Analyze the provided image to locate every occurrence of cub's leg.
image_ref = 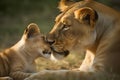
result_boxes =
[0,77,13,80]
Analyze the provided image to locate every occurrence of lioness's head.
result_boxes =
[46,0,98,59]
[15,23,51,59]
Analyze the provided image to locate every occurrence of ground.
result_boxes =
[36,52,84,71]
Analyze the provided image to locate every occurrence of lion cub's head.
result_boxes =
[13,23,51,59]
[46,0,98,60]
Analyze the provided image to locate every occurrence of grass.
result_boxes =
[36,53,84,71]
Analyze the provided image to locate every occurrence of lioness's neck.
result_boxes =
[87,18,118,55]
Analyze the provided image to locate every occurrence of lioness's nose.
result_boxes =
[46,34,55,45]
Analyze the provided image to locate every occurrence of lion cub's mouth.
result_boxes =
[51,47,70,57]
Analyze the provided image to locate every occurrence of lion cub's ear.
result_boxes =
[58,0,76,12]
[74,7,98,29]
[23,23,40,39]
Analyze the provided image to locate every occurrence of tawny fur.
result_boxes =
[0,23,51,80]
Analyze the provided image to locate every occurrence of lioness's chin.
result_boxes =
[49,50,70,61]
[50,53,64,61]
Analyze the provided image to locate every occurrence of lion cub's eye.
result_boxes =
[62,24,70,31]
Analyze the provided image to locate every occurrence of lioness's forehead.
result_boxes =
[55,6,79,22]
[55,1,88,22]
[55,13,72,23]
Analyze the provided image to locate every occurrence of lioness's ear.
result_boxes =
[74,7,98,29]
[23,23,40,39]
[58,0,76,12]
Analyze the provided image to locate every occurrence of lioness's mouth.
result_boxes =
[51,47,70,57]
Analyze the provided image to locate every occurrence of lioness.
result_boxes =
[24,0,120,80]
[0,23,51,80]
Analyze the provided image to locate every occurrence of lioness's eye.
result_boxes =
[62,25,70,31]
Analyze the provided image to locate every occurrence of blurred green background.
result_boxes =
[0,0,120,70]
[0,0,59,49]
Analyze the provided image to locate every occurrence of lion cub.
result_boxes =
[0,23,51,80]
